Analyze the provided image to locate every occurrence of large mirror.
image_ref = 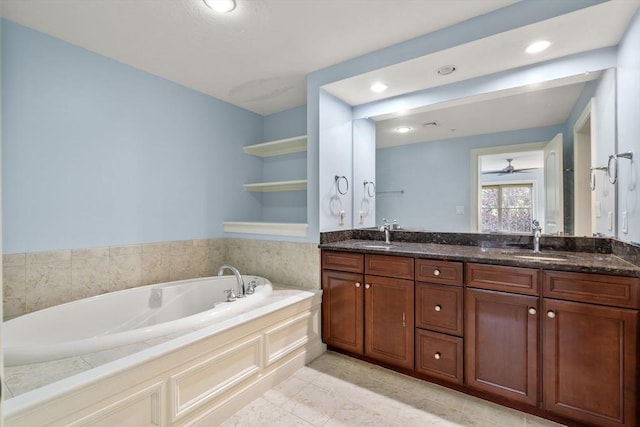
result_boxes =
[351,69,617,237]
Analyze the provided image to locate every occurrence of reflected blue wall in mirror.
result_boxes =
[376,125,563,232]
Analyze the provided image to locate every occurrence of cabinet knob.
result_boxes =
[434,352,441,360]
[434,305,442,312]
[355,282,361,288]
[365,283,371,289]
[547,311,556,319]
[528,307,537,315]
[433,269,441,276]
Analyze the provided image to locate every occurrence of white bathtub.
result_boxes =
[4,277,325,427]
[3,274,273,366]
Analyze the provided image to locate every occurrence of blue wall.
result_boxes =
[2,19,269,253]
[262,106,307,224]
[376,125,563,232]
[616,9,640,244]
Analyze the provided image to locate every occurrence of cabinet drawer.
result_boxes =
[543,270,640,309]
[322,251,364,273]
[415,329,463,384]
[416,259,463,286]
[466,263,539,296]
[416,283,463,336]
[365,254,414,280]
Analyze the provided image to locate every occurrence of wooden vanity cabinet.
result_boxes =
[414,259,464,384]
[321,248,640,426]
[542,271,639,427]
[321,251,364,354]
[321,251,414,369]
[365,273,414,369]
[464,263,540,406]
[321,268,363,354]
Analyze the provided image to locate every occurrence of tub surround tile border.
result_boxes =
[25,258,72,312]
[3,237,320,319]
[3,264,27,318]
[71,255,111,300]
[26,249,72,264]
[3,253,26,267]
[225,239,320,291]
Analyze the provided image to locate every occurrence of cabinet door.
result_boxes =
[364,275,414,369]
[321,270,364,354]
[543,299,638,427]
[465,288,539,405]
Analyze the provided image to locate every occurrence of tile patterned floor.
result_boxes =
[222,352,566,427]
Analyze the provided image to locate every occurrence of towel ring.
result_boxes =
[335,175,349,195]
[329,194,342,216]
[607,152,634,185]
[607,155,617,184]
[590,165,608,191]
[364,181,376,198]
[360,198,370,216]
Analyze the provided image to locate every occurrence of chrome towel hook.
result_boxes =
[335,175,349,195]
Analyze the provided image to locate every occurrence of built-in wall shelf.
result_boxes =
[243,135,307,157]
[228,134,308,238]
[244,179,307,192]
[223,221,308,237]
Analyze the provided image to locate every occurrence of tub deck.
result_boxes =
[3,285,325,427]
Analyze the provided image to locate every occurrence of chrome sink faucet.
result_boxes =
[532,220,542,253]
[218,264,245,298]
[380,218,391,245]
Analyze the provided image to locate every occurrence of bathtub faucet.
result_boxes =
[218,265,245,298]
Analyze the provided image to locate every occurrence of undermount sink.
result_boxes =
[510,253,577,262]
[356,243,395,249]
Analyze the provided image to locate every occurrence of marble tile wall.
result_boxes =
[3,237,320,320]
[225,239,320,290]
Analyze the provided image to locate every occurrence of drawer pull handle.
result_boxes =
[355,282,361,288]
[528,307,537,315]
[434,352,441,360]
[434,305,442,312]
[547,311,556,319]
[365,283,371,289]
[433,269,441,276]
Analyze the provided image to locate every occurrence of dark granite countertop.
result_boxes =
[319,239,640,277]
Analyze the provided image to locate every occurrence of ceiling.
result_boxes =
[322,0,639,107]
[375,72,599,149]
[0,0,518,116]
[2,1,638,119]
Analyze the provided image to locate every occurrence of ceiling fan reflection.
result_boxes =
[482,158,539,175]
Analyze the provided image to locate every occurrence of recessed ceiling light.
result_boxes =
[525,40,551,54]
[203,0,236,13]
[437,65,456,76]
[370,82,388,93]
[396,126,412,134]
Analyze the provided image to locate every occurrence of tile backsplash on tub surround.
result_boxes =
[3,238,320,319]
[225,238,320,291]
